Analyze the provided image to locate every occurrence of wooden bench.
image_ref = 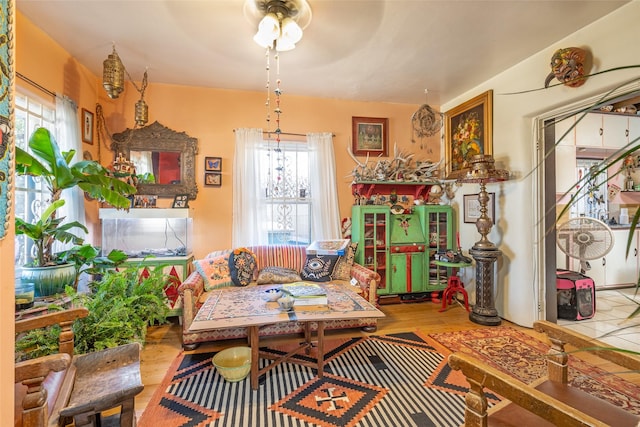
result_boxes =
[15,308,143,427]
[448,320,640,427]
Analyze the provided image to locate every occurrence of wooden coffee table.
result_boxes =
[189,283,385,389]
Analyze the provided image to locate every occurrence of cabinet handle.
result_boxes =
[626,129,629,137]
[635,248,637,257]
[602,258,606,266]
[599,128,603,136]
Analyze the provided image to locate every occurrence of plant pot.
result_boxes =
[21,263,76,297]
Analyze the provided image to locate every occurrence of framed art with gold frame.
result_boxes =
[351,116,389,157]
[444,90,493,178]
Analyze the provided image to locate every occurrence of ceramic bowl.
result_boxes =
[264,288,283,302]
[277,295,295,311]
[212,346,251,382]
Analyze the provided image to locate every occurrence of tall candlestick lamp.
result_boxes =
[457,154,510,326]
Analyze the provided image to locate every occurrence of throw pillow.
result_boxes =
[300,254,339,282]
[228,247,258,286]
[256,266,302,285]
[332,241,358,281]
[193,252,234,291]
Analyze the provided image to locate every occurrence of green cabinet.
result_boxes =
[352,205,455,297]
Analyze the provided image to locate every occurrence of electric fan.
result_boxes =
[556,217,614,274]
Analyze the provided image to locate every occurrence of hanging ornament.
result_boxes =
[411,89,443,150]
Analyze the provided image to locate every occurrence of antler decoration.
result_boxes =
[347,143,441,183]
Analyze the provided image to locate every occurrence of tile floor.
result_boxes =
[558,287,640,353]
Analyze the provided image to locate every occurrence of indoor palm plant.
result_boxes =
[15,127,137,295]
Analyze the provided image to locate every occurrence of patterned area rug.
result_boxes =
[430,326,640,415]
[138,332,479,427]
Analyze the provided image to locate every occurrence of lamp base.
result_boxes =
[469,246,502,326]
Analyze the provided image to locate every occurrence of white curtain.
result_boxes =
[307,132,341,240]
[54,95,86,249]
[232,128,268,247]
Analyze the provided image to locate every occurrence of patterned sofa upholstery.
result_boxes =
[178,244,381,349]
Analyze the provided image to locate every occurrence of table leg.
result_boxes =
[317,321,325,378]
[249,326,259,390]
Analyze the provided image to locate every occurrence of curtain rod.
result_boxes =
[232,129,335,137]
[17,72,56,98]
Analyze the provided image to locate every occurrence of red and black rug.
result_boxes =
[138,331,477,427]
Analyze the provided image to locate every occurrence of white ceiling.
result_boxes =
[16,0,629,106]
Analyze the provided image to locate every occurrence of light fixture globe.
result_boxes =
[244,0,312,51]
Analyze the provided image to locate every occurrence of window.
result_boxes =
[14,91,56,267]
[232,129,341,247]
[260,140,311,245]
[574,158,608,220]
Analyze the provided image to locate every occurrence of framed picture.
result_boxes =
[351,116,389,157]
[204,156,222,172]
[81,108,94,144]
[444,90,493,178]
[172,194,189,208]
[204,172,221,187]
[463,192,495,224]
[133,195,157,208]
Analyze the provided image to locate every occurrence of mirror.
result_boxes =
[111,121,198,199]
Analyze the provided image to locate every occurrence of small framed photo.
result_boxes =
[81,108,94,144]
[463,193,495,224]
[204,172,221,187]
[172,194,189,208]
[133,195,157,208]
[351,116,389,157]
[205,156,222,172]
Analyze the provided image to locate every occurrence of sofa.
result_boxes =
[178,244,381,349]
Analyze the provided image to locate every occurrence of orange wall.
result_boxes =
[16,10,441,259]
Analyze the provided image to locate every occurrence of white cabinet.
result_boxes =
[602,114,630,148]
[629,116,640,147]
[575,113,604,147]
[555,145,576,193]
[606,230,638,286]
[575,113,636,149]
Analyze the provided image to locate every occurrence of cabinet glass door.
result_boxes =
[425,207,454,290]
[362,211,388,288]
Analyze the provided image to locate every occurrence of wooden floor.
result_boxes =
[135,299,533,418]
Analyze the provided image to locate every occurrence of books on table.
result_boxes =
[282,282,328,306]
[306,239,350,256]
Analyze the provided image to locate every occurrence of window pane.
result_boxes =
[14,91,55,268]
[260,140,311,245]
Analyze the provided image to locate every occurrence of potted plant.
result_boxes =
[15,127,137,296]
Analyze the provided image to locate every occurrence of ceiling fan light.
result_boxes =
[280,17,302,44]
[258,13,279,38]
[253,31,274,48]
[275,36,295,52]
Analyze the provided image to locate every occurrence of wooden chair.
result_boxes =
[15,307,144,427]
[448,320,640,427]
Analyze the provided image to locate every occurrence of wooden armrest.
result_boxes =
[448,352,609,427]
[534,320,640,371]
[15,307,89,334]
[15,353,71,384]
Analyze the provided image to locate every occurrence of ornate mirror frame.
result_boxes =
[111,121,198,199]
